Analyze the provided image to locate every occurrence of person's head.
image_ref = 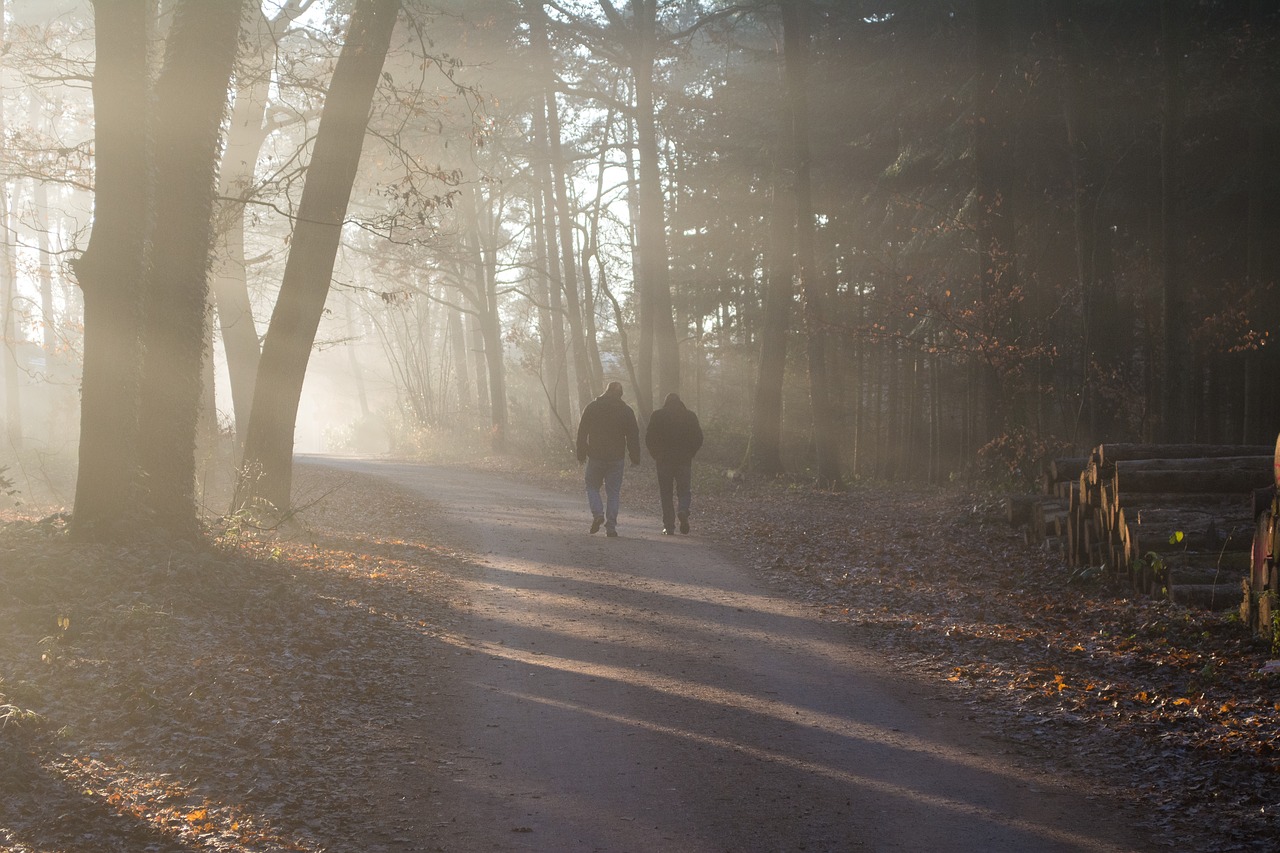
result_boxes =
[663,392,684,408]
[605,381,624,399]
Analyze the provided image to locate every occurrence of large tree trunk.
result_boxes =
[239,0,399,512]
[134,0,243,537]
[633,1,679,405]
[71,0,152,541]
[781,0,842,490]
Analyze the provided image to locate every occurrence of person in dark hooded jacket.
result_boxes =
[576,381,641,537]
[644,392,704,534]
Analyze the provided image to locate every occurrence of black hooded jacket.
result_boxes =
[576,392,641,463]
[644,394,704,463]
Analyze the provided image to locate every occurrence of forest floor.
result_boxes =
[0,455,1277,851]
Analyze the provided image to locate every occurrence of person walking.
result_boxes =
[576,381,641,537]
[644,392,704,535]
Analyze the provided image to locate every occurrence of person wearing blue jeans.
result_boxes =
[576,381,641,537]
[644,392,704,534]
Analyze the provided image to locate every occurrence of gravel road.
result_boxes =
[313,458,1152,853]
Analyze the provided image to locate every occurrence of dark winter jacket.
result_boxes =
[644,394,704,463]
[576,393,641,463]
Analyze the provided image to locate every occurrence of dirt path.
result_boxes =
[313,458,1152,852]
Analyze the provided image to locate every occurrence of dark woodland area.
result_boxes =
[3,1,1280,851]
[1,0,1278,524]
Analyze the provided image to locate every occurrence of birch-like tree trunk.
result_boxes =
[239,0,400,511]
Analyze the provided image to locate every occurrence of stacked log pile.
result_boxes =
[1034,444,1273,609]
[1006,458,1085,557]
[1244,437,1280,643]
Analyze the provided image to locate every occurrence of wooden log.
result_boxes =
[1004,494,1040,527]
[1049,457,1087,483]
[1241,578,1255,629]
[1128,531,1252,557]
[1044,510,1067,538]
[1096,444,1272,466]
[1124,506,1254,555]
[1258,585,1275,640]
[1169,583,1243,610]
[1114,466,1272,495]
[1253,485,1274,519]
[1163,551,1252,574]
[1105,492,1250,513]
[1033,499,1068,534]
[1169,567,1247,586]
[1115,456,1271,475]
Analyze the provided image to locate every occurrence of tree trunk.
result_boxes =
[211,3,306,451]
[526,49,571,428]
[1,186,19,452]
[448,304,471,417]
[528,1,594,411]
[30,97,57,355]
[972,0,1019,440]
[466,286,490,418]
[71,0,152,541]
[1049,0,1101,445]
[1160,0,1192,441]
[457,184,509,449]
[0,0,21,451]
[533,154,571,428]
[632,0,679,407]
[623,100,653,417]
[781,0,842,489]
[581,108,613,394]
[133,0,243,537]
[240,0,399,512]
[749,181,793,477]
[596,255,641,404]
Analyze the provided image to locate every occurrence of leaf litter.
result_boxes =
[1,461,1277,851]
[691,476,1280,851]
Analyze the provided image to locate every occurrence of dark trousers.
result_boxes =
[655,457,692,531]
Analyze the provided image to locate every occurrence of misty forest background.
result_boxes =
[0,0,1278,543]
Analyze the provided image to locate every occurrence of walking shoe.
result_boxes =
[678,513,690,534]
[590,516,604,534]
[606,528,618,537]
[662,528,674,535]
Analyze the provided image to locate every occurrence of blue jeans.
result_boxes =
[584,457,625,531]
[655,457,692,531]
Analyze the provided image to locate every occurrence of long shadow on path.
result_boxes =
[311,457,1154,853]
